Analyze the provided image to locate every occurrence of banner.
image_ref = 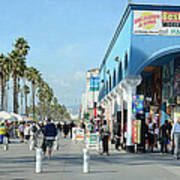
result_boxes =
[90,77,99,92]
[72,128,84,141]
[132,120,141,144]
[132,95,144,114]
[134,11,161,35]
[134,10,180,36]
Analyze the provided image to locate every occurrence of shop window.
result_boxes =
[118,62,122,83]
[109,75,112,91]
[106,80,109,94]
[113,69,116,88]
[125,52,128,71]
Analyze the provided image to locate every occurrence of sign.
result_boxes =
[134,10,180,36]
[132,95,144,114]
[134,11,161,35]
[132,120,141,144]
[86,133,99,150]
[72,128,84,141]
[90,77,99,92]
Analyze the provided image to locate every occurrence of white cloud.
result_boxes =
[73,71,86,81]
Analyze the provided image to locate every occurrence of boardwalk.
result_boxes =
[0,138,180,180]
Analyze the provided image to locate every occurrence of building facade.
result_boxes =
[98,3,180,151]
[81,68,100,120]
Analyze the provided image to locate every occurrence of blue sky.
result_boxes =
[0,0,179,110]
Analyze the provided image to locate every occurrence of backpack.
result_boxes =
[32,125,37,133]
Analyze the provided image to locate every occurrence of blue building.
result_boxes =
[98,3,180,151]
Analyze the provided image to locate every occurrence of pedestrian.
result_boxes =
[19,122,25,143]
[148,118,155,153]
[115,122,121,151]
[42,118,57,159]
[63,122,69,138]
[0,122,7,144]
[160,120,169,154]
[171,118,180,159]
[24,123,31,142]
[69,121,75,139]
[100,120,110,156]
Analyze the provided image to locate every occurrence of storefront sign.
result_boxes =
[72,128,84,141]
[132,95,144,114]
[86,133,99,150]
[134,11,180,36]
[90,77,99,92]
[134,11,161,35]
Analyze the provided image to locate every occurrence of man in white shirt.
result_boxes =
[171,118,180,159]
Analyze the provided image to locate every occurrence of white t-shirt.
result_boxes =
[24,126,31,136]
[171,122,180,138]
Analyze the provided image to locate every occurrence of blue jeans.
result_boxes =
[0,134,5,144]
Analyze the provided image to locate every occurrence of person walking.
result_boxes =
[24,123,31,142]
[171,118,180,159]
[69,121,75,139]
[63,122,69,138]
[0,122,7,144]
[148,118,155,153]
[19,122,25,143]
[100,120,110,156]
[42,118,57,159]
[160,120,169,154]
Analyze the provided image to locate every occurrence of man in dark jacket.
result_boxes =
[43,118,57,159]
[160,120,169,154]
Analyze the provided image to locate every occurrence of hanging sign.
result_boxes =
[132,95,144,114]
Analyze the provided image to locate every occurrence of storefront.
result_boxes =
[98,3,180,151]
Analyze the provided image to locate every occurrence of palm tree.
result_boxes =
[26,67,41,117]
[0,54,11,111]
[8,37,30,113]
[23,84,30,115]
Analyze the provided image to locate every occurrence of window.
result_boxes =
[109,75,112,91]
[118,62,122,83]
[113,69,116,88]
[125,52,128,71]
[106,80,108,94]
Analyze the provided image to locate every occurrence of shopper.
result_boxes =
[43,118,57,159]
[115,122,121,151]
[69,121,75,138]
[160,120,169,154]
[19,122,25,143]
[24,123,31,142]
[171,118,180,159]
[0,122,7,144]
[148,118,155,153]
[63,122,69,138]
[100,120,110,156]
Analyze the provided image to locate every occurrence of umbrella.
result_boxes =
[10,112,23,121]
[0,111,13,120]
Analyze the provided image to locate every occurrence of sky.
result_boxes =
[0,0,179,112]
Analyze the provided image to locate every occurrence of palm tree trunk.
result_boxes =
[32,82,36,117]
[5,82,9,112]
[25,93,28,116]
[1,75,4,111]
[13,74,18,113]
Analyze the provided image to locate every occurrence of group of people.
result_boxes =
[0,119,77,159]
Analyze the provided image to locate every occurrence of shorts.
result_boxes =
[20,132,24,137]
[25,135,30,140]
[45,140,54,148]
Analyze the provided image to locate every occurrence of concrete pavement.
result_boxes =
[0,138,180,180]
